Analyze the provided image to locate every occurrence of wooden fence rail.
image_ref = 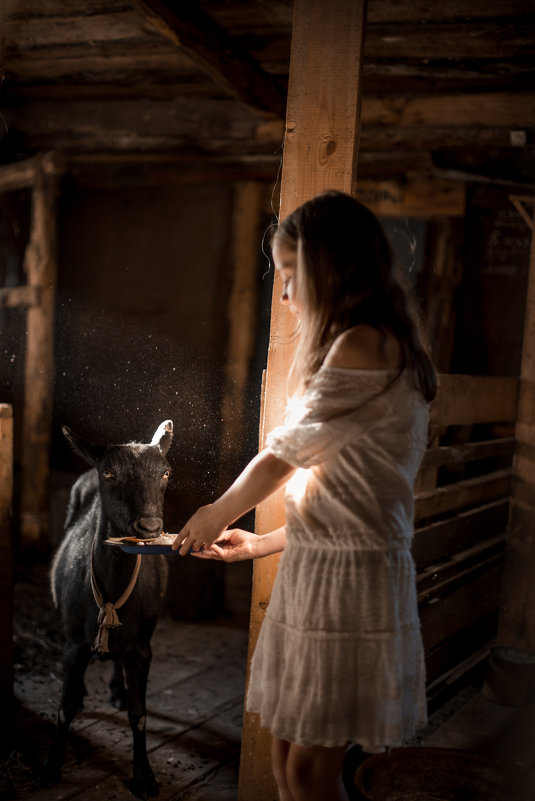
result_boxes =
[416,373,518,709]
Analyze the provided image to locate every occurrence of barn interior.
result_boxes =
[1,1,535,799]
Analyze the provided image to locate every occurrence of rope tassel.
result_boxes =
[90,545,142,654]
[94,602,122,653]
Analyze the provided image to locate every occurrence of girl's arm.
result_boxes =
[172,449,295,555]
[190,526,287,562]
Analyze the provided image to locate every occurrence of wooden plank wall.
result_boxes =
[415,374,518,709]
[218,181,263,487]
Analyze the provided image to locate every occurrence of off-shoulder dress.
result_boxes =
[245,365,430,750]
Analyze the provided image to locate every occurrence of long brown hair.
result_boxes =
[272,191,438,402]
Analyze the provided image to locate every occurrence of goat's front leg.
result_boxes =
[41,641,91,785]
[123,642,158,799]
[110,656,127,709]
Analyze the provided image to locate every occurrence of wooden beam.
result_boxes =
[130,0,286,117]
[363,20,535,59]
[1,45,200,86]
[356,180,465,218]
[0,157,37,193]
[366,1,535,23]
[510,195,534,231]
[19,153,61,552]
[417,534,505,597]
[415,469,512,523]
[218,182,262,480]
[0,405,13,722]
[66,153,281,189]
[419,220,465,372]
[360,61,535,96]
[361,92,535,130]
[3,9,161,50]
[412,499,510,571]
[0,285,40,309]
[420,437,515,470]
[4,92,532,156]
[497,198,535,652]
[1,96,266,156]
[420,562,503,653]
[238,2,367,799]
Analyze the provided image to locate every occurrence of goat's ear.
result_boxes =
[62,426,105,467]
[151,419,173,456]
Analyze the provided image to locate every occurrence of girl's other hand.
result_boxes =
[190,529,258,562]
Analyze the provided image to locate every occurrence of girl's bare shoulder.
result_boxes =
[324,325,401,370]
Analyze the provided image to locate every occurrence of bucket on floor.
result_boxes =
[483,647,535,707]
[353,746,527,801]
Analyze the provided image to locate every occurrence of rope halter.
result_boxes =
[90,542,142,654]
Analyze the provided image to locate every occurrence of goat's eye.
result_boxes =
[162,470,170,480]
[102,469,114,480]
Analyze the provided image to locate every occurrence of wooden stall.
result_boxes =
[235,3,533,798]
[0,1,534,796]
[416,375,518,707]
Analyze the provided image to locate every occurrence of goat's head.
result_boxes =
[63,420,174,538]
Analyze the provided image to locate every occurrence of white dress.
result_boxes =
[246,366,429,749]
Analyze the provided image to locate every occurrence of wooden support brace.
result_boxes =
[510,195,534,231]
[130,0,287,118]
[238,2,367,798]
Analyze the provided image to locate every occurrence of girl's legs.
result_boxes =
[272,736,349,801]
[271,737,295,801]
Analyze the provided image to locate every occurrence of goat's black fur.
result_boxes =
[43,421,174,799]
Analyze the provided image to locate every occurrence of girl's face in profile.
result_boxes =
[272,241,302,315]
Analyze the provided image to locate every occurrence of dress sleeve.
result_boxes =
[265,368,391,469]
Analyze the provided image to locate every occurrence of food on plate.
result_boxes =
[106,532,176,546]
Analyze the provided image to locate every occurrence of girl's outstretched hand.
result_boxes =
[189,528,258,562]
[172,504,227,555]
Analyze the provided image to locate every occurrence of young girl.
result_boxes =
[172,191,438,801]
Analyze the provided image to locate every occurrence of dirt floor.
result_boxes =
[4,562,535,801]
[3,561,249,801]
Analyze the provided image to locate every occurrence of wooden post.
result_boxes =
[0,404,14,723]
[495,199,535,654]
[19,154,60,552]
[481,197,535,707]
[238,2,368,798]
[219,182,262,478]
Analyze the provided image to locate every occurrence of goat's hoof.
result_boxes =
[131,774,159,799]
[109,679,127,710]
[35,761,62,788]
[110,691,127,711]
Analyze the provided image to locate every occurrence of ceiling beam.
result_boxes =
[3,91,532,156]
[130,0,287,118]
[361,91,534,129]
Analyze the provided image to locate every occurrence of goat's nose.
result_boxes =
[133,517,163,536]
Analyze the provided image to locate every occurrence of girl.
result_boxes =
[172,191,437,801]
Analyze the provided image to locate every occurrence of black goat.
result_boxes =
[44,420,173,798]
